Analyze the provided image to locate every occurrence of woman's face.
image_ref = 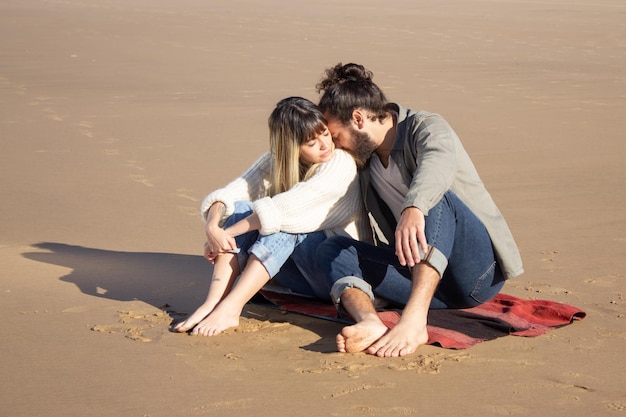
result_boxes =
[299,127,334,165]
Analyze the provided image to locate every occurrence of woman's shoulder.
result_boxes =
[322,149,358,174]
[332,149,357,166]
[307,148,357,180]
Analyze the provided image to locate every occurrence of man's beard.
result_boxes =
[349,128,378,168]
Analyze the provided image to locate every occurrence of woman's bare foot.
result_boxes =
[190,301,242,337]
[172,302,217,333]
[336,317,389,353]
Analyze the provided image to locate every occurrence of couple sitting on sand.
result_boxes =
[173,62,524,358]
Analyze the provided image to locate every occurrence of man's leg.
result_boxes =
[371,191,504,309]
[316,192,504,355]
[364,261,437,356]
[317,236,413,306]
[317,237,400,353]
[428,191,505,309]
[335,287,389,353]
[274,231,330,300]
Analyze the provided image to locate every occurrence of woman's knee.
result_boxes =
[224,201,254,227]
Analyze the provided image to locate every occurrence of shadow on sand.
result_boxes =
[23,242,209,312]
[22,242,341,352]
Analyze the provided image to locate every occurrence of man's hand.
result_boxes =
[395,206,428,267]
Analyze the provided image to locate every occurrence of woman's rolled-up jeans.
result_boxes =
[316,191,505,309]
[222,201,330,301]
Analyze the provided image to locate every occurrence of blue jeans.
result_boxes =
[316,191,504,309]
[224,201,330,301]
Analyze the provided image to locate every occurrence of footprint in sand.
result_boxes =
[43,106,64,122]
[174,189,201,216]
[177,206,200,216]
[295,357,370,375]
[91,309,171,343]
[77,120,95,138]
[193,398,253,413]
[520,281,573,296]
[349,405,417,416]
[125,159,145,171]
[129,174,155,187]
[175,188,200,202]
[388,352,471,374]
[100,136,119,145]
[328,380,396,398]
[295,352,462,376]
[585,273,621,288]
[233,318,290,334]
[606,401,626,412]
[539,250,565,273]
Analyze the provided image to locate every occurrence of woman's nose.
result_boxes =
[320,137,330,150]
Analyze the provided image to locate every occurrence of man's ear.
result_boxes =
[352,109,365,129]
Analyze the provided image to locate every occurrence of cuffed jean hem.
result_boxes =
[248,239,292,278]
[416,245,448,279]
[330,276,375,306]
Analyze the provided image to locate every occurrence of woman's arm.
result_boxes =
[200,152,272,221]
[200,153,271,260]
[253,150,360,235]
[204,202,237,260]
[223,212,261,239]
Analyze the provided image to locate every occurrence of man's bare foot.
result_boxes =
[190,302,241,337]
[172,302,217,333]
[365,319,429,357]
[336,318,389,353]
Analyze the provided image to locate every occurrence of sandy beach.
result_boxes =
[1,0,625,415]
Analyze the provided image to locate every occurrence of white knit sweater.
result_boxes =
[200,149,372,242]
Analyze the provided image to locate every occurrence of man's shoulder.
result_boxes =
[394,104,440,125]
[395,105,446,135]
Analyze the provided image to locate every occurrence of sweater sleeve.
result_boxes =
[200,152,271,221]
[253,149,359,235]
[403,115,457,215]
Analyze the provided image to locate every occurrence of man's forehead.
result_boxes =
[326,117,345,132]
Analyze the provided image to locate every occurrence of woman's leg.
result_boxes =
[173,253,240,332]
[173,201,258,332]
[191,254,271,336]
[191,230,311,336]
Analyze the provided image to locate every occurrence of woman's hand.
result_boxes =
[202,202,237,262]
[204,223,237,262]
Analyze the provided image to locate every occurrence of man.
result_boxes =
[315,63,524,357]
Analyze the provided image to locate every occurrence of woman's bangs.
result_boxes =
[301,118,327,143]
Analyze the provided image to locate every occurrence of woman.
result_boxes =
[173,97,371,336]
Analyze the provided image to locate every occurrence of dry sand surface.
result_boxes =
[1,0,625,416]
